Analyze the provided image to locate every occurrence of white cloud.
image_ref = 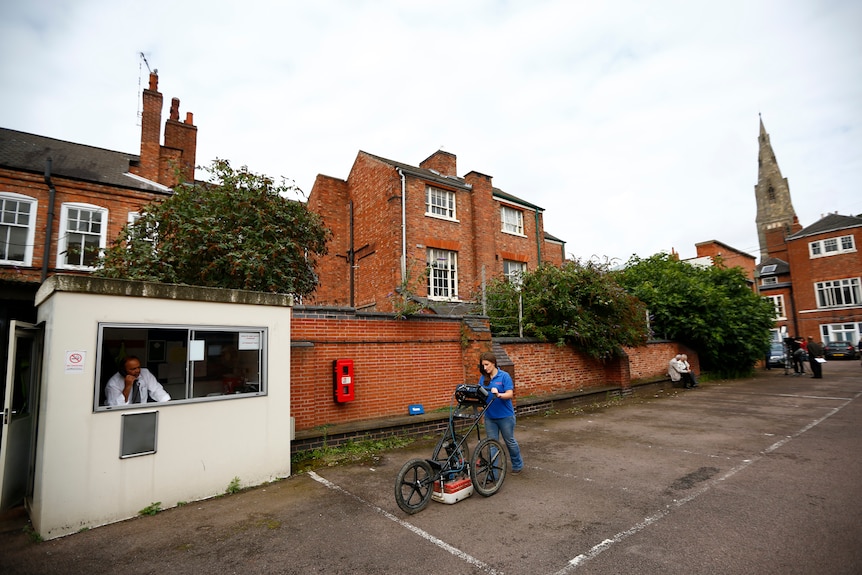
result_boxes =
[1,0,860,263]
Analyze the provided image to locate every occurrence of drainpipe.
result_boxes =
[42,157,57,283]
[397,168,407,280]
[348,200,355,308]
[534,208,542,265]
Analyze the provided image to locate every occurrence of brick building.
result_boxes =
[0,72,196,337]
[306,149,566,313]
[685,239,757,284]
[753,119,862,344]
[759,213,862,343]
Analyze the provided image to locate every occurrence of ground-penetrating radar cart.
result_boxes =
[394,384,508,514]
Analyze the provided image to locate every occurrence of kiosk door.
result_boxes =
[0,321,42,512]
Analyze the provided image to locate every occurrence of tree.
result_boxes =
[615,253,776,378]
[96,159,330,296]
[483,260,649,360]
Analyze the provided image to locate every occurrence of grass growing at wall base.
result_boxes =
[291,435,414,473]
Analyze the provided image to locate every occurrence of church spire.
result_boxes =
[754,116,798,261]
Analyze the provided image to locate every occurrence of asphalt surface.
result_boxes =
[1,359,861,575]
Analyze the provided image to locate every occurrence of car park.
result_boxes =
[823,341,860,360]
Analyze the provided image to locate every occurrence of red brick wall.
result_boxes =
[626,341,699,379]
[290,310,469,430]
[289,310,694,432]
[786,226,862,338]
[306,174,351,305]
[498,342,608,395]
[695,240,756,282]
[494,202,545,273]
[305,150,564,311]
[348,153,403,309]
[543,238,565,266]
[0,168,169,283]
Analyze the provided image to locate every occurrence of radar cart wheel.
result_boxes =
[470,438,507,496]
[394,458,434,514]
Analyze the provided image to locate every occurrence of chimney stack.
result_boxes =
[131,72,198,187]
[420,150,457,177]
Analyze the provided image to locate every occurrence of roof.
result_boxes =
[0,127,171,193]
[694,239,756,258]
[492,187,543,211]
[361,151,543,211]
[786,213,862,240]
[755,257,790,276]
[362,151,472,190]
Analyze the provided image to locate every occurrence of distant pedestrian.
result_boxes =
[807,336,824,379]
[790,337,806,376]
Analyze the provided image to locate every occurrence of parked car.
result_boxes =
[767,342,786,368]
[823,341,861,360]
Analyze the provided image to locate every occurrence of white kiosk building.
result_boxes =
[0,275,293,539]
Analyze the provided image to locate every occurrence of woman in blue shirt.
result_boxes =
[478,351,524,474]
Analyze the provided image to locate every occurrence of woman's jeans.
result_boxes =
[484,415,523,471]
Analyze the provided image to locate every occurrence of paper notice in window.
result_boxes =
[238,332,261,350]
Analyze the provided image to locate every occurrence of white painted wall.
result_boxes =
[31,277,292,539]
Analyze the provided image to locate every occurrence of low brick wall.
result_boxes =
[289,307,697,455]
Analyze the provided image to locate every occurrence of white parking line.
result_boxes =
[308,471,504,575]
[551,397,855,574]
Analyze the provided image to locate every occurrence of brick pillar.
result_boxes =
[604,353,632,394]
[134,72,163,182]
[419,150,457,177]
[163,97,198,185]
[465,171,497,290]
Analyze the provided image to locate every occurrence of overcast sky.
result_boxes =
[1,0,860,264]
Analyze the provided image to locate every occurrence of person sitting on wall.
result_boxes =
[679,354,699,388]
[668,354,697,389]
[668,355,685,386]
[105,355,171,406]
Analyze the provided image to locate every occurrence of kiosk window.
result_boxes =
[95,324,267,411]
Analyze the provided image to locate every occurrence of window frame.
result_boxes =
[0,192,37,266]
[58,202,108,270]
[94,323,268,412]
[820,322,862,345]
[809,235,856,259]
[503,260,527,287]
[427,248,459,301]
[815,277,862,309]
[765,294,786,320]
[425,186,457,221]
[500,205,525,236]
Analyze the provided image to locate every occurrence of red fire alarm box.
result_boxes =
[333,359,355,403]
